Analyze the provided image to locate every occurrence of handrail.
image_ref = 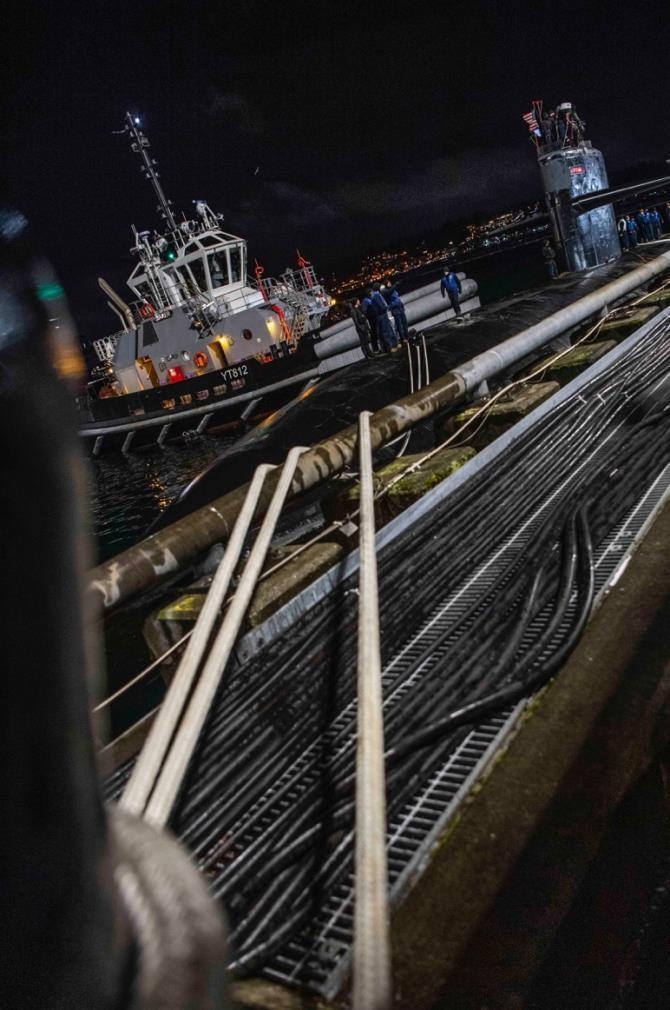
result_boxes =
[120,463,275,818]
[141,445,308,828]
[352,411,392,1010]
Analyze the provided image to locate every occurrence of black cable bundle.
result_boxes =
[104,315,670,978]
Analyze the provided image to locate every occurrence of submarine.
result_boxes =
[148,97,670,534]
[148,249,664,534]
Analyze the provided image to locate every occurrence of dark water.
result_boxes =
[88,432,236,562]
[89,242,547,563]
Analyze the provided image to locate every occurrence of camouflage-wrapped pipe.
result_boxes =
[88,248,670,614]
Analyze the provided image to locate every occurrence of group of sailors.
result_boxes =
[348,268,463,358]
[538,109,585,152]
[618,206,668,248]
[348,282,408,357]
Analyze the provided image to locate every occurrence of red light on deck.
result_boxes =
[167,365,185,383]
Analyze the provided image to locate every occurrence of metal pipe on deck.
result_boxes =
[88,251,670,614]
[157,422,172,446]
[121,464,275,818]
[143,445,308,828]
[240,396,263,422]
[87,365,461,612]
[455,248,670,392]
[352,412,392,1010]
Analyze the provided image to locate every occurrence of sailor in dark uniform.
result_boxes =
[349,298,376,357]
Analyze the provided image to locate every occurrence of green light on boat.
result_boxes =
[37,282,65,301]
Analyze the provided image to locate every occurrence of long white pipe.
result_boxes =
[120,463,275,817]
[352,411,392,1010]
[143,445,308,828]
[456,249,670,392]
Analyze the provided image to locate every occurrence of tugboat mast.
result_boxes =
[123,111,178,232]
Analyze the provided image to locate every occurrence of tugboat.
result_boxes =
[77,112,333,453]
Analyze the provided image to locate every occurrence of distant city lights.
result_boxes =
[329,201,543,298]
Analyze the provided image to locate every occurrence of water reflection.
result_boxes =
[87,432,236,562]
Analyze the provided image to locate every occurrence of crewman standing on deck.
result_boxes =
[637,209,650,242]
[618,216,630,250]
[349,298,376,357]
[440,267,463,315]
[652,208,663,239]
[542,240,558,280]
[371,283,398,352]
[362,288,380,354]
[384,280,410,345]
[626,215,639,247]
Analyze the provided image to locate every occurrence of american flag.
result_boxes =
[522,111,539,132]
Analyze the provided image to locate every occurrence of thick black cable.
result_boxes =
[385,506,595,766]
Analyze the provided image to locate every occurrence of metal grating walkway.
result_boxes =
[260,461,670,997]
[102,307,670,997]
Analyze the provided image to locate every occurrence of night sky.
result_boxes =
[3,0,670,337]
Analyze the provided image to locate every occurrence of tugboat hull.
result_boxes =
[78,341,321,453]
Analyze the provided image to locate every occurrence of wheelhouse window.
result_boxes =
[208,252,229,288]
[229,245,242,283]
[185,256,209,295]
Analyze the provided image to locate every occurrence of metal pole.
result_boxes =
[125,112,178,233]
[157,423,172,446]
[143,445,308,828]
[422,333,430,385]
[120,463,275,817]
[240,396,263,422]
[196,412,212,434]
[352,412,392,1010]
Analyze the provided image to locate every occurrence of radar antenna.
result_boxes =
[121,112,178,232]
